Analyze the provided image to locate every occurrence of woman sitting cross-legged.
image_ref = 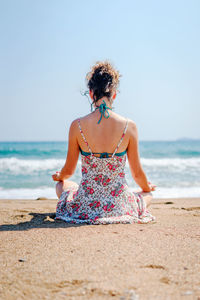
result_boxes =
[52,61,156,225]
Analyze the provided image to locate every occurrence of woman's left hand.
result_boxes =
[52,171,62,181]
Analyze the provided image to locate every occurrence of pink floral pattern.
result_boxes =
[55,154,156,225]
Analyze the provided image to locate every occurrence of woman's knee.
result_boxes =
[143,192,153,208]
[137,191,152,208]
[56,181,63,198]
[55,180,78,198]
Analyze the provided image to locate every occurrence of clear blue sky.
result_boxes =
[0,0,199,141]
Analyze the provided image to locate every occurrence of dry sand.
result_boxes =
[0,197,200,300]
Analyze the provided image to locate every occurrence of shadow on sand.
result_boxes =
[0,212,90,231]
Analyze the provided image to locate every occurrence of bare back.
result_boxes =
[77,110,130,155]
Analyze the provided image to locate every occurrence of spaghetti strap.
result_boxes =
[112,119,128,157]
[78,119,93,155]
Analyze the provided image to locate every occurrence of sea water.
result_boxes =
[0,140,200,199]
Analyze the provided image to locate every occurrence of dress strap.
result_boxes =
[112,119,129,157]
[77,119,93,155]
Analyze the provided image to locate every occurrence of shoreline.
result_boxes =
[0,197,200,299]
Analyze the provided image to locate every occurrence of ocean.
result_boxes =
[0,140,200,199]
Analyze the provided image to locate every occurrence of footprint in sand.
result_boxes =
[141,264,165,269]
[181,207,200,211]
[160,277,170,284]
[56,279,88,288]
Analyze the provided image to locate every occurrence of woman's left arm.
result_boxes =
[52,120,80,181]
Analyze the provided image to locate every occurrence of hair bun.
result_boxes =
[86,61,121,102]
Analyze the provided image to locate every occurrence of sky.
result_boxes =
[0,0,199,141]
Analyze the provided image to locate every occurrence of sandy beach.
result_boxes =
[0,197,200,300]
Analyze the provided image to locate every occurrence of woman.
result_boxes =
[52,61,156,225]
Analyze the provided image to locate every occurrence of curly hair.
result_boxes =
[86,61,121,103]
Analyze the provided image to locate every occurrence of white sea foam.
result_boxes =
[141,157,200,169]
[0,186,200,199]
[0,157,65,174]
[0,186,57,199]
[153,187,200,198]
[0,157,200,175]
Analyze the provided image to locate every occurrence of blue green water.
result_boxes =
[0,140,200,199]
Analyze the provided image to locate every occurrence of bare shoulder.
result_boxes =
[77,112,92,121]
[127,118,137,130]
[70,118,79,128]
[126,119,138,139]
[111,113,138,136]
[68,118,80,135]
[69,114,93,134]
[111,112,129,125]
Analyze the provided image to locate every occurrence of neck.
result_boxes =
[93,97,112,109]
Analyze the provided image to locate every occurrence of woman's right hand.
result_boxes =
[148,182,157,191]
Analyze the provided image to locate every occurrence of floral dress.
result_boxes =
[55,119,156,225]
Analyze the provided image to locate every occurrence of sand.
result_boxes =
[0,197,200,300]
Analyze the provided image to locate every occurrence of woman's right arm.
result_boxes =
[127,120,153,192]
[52,119,80,182]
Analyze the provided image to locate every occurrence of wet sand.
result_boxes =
[0,198,200,300]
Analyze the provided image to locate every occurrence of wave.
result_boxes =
[0,158,66,174]
[0,157,199,175]
[0,186,200,199]
[141,157,200,168]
